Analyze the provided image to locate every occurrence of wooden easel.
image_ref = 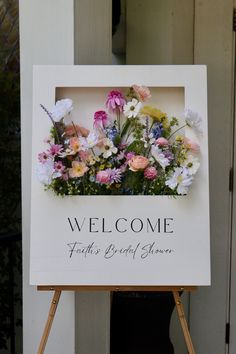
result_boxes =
[36,285,197,354]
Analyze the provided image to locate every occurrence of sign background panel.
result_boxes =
[30,65,210,286]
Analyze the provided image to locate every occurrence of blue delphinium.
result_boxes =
[151,122,163,139]
[106,126,118,142]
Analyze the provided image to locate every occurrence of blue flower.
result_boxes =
[106,126,118,141]
[151,123,163,139]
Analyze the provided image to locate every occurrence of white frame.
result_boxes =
[30,65,210,286]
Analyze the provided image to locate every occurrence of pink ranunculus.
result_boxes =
[128,155,149,172]
[132,85,151,102]
[96,170,111,184]
[144,166,158,180]
[184,137,200,153]
[94,110,108,129]
[155,137,169,146]
[105,90,126,113]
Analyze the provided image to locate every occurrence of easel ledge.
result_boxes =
[36,285,197,354]
[37,285,197,291]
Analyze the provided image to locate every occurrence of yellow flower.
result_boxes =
[141,105,169,128]
[69,161,89,178]
[175,135,184,142]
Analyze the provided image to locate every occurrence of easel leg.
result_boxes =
[173,291,196,354]
[37,290,61,354]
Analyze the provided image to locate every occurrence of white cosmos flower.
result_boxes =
[151,145,170,170]
[165,167,193,195]
[79,132,99,150]
[123,98,142,118]
[184,109,202,134]
[36,159,60,185]
[51,99,73,122]
[100,138,118,158]
[182,155,200,175]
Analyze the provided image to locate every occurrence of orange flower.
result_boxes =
[128,155,149,172]
[69,161,89,178]
[65,124,89,137]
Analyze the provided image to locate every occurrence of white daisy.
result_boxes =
[100,138,118,158]
[165,167,193,195]
[123,98,142,118]
[151,146,170,170]
[184,109,202,134]
[182,155,200,175]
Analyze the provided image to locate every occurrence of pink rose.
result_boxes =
[128,155,149,172]
[96,170,110,184]
[184,137,200,153]
[144,166,157,180]
[132,85,151,102]
[155,137,169,146]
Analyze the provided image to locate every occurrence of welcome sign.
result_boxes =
[30,65,210,286]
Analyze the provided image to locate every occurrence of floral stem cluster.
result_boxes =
[37,86,202,196]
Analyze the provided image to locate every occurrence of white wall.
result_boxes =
[20,1,75,353]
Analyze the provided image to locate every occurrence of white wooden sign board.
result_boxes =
[30,65,210,286]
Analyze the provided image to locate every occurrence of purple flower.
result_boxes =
[126,152,135,161]
[106,90,126,113]
[163,150,174,161]
[108,168,122,183]
[94,110,108,129]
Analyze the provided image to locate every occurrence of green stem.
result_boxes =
[168,124,187,139]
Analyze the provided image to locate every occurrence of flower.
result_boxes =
[36,159,60,185]
[106,126,118,141]
[156,137,169,146]
[94,110,109,129]
[151,146,170,169]
[126,152,135,161]
[96,168,122,184]
[80,132,99,150]
[123,98,142,118]
[96,170,110,184]
[47,144,63,157]
[151,122,163,139]
[144,166,157,180]
[184,109,202,134]
[51,99,73,122]
[38,152,49,163]
[106,90,126,113]
[69,161,89,178]
[65,124,89,137]
[165,167,193,195]
[141,106,169,128]
[132,85,151,102]
[183,137,200,153]
[54,161,65,175]
[128,155,149,172]
[69,137,80,153]
[182,155,200,175]
[100,138,118,158]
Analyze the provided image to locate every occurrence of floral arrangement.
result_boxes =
[37,85,202,196]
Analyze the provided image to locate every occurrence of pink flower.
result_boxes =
[128,155,149,172]
[69,137,80,153]
[94,110,108,129]
[144,166,157,180]
[38,152,49,163]
[183,137,200,153]
[47,144,63,157]
[69,161,89,178]
[96,170,111,184]
[106,90,126,113]
[54,161,65,174]
[132,85,151,102]
[155,137,169,146]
